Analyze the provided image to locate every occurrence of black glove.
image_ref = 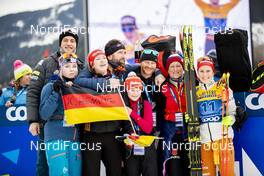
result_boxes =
[53,79,63,93]
[233,106,248,132]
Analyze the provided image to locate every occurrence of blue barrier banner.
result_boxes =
[234,92,264,176]
[0,105,37,176]
[234,92,264,116]
[1,93,264,175]
[0,105,28,126]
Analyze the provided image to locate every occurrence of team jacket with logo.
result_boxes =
[196,81,236,144]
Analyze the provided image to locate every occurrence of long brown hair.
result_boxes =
[9,78,23,103]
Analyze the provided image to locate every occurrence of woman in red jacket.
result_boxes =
[124,71,157,176]
[157,54,189,176]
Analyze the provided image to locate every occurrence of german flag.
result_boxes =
[62,85,129,125]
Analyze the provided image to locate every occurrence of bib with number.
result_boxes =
[196,84,224,123]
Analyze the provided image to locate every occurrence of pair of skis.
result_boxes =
[180,26,202,176]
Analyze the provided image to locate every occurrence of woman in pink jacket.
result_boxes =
[124,71,157,176]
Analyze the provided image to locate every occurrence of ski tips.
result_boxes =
[218,72,231,88]
[226,72,230,79]
[182,25,192,33]
[183,25,187,33]
[188,26,193,34]
[221,72,230,82]
[226,72,230,86]
[223,73,227,79]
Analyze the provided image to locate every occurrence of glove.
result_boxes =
[222,115,233,127]
[53,79,63,93]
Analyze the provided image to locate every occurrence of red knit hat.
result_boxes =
[87,49,105,66]
[125,72,143,92]
[197,57,214,71]
[166,54,184,70]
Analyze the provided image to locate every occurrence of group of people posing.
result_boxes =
[0,29,237,176]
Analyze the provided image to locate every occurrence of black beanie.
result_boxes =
[59,29,79,47]
[104,39,126,57]
[140,49,158,63]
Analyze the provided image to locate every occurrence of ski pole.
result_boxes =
[225,72,230,176]
[221,73,227,176]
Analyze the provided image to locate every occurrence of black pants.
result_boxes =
[36,126,49,176]
[164,149,190,176]
[158,128,190,176]
[125,143,158,176]
[82,132,123,176]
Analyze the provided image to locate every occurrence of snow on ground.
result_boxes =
[19,32,58,48]
[16,1,77,48]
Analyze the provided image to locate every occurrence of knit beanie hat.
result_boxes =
[166,54,184,70]
[104,39,125,57]
[125,72,143,92]
[59,29,79,47]
[87,49,105,67]
[197,56,215,71]
[140,49,158,63]
[13,60,32,81]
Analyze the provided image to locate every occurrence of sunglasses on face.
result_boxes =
[62,53,77,59]
[121,24,136,33]
[142,49,159,56]
[61,53,78,63]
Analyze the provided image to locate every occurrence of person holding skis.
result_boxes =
[123,71,157,176]
[157,54,190,176]
[39,53,81,176]
[196,56,236,176]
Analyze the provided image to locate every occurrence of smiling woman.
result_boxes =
[87,49,112,76]
[156,53,189,176]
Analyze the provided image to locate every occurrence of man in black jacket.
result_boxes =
[26,29,81,176]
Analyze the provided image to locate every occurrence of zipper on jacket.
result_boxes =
[204,84,207,90]
[207,123,213,142]
[73,128,77,141]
